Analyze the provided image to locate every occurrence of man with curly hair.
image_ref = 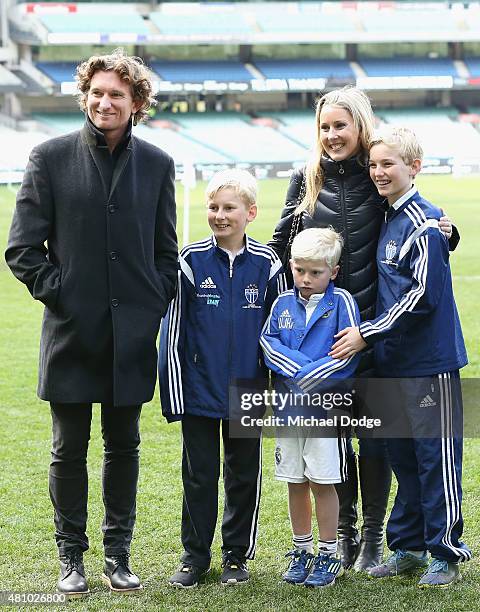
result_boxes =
[5,49,178,596]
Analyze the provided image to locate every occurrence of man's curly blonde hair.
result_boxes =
[76,48,156,125]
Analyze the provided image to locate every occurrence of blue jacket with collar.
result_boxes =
[359,188,467,377]
[260,281,360,394]
[159,235,286,421]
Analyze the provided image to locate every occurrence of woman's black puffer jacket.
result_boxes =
[270,156,384,324]
[270,156,385,375]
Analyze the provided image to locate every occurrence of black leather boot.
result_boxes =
[57,551,89,597]
[335,454,360,569]
[102,553,142,592]
[353,456,392,572]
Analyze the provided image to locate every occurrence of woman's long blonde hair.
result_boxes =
[297,87,376,216]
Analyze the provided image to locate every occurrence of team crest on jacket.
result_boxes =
[243,284,261,309]
[278,309,294,329]
[381,240,398,266]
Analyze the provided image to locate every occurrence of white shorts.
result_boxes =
[274,428,346,484]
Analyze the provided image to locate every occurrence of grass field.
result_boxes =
[0,175,479,612]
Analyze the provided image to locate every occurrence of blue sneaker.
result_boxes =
[418,558,461,588]
[369,549,428,578]
[282,550,314,584]
[303,554,344,588]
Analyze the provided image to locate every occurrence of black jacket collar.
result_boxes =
[320,154,367,177]
[83,115,133,154]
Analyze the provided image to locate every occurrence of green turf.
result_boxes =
[0,176,479,611]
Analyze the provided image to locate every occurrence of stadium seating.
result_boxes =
[35,57,468,87]
[135,123,233,165]
[150,11,252,35]
[377,108,459,123]
[169,112,308,163]
[30,111,309,165]
[28,106,480,170]
[0,125,48,172]
[464,57,480,77]
[36,62,77,83]
[377,107,480,160]
[361,9,455,32]
[255,10,356,33]
[32,111,234,165]
[258,110,315,149]
[360,58,458,77]
[254,59,354,79]
[39,13,149,36]
[4,2,480,176]
[150,61,252,83]
[33,113,84,133]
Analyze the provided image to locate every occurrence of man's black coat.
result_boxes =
[5,121,178,406]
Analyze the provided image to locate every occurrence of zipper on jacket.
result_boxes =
[228,259,234,404]
[338,164,349,286]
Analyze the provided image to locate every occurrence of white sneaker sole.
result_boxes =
[168,580,199,589]
[221,578,249,586]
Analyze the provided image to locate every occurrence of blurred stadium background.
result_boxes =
[1,0,480,186]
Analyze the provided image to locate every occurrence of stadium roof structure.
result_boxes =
[8,1,480,45]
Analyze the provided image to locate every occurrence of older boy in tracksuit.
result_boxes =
[159,169,285,587]
[331,127,470,588]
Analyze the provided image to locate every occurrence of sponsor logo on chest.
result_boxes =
[196,292,221,306]
[196,276,221,306]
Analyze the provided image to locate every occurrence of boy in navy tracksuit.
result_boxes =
[261,227,360,588]
[158,169,285,587]
[331,127,470,587]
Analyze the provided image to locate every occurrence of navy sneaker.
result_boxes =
[303,554,344,588]
[282,549,315,584]
[418,558,461,588]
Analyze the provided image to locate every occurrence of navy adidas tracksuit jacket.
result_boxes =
[359,186,470,562]
[359,186,467,376]
[159,235,286,422]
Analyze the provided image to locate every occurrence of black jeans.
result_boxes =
[49,403,141,556]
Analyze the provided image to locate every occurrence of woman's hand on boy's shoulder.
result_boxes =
[329,326,367,359]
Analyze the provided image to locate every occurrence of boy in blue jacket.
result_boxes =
[159,169,285,588]
[260,227,360,587]
[331,127,470,587]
